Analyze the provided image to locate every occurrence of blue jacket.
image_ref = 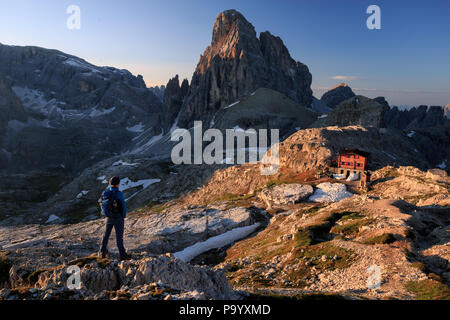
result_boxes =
[101,187,127,218]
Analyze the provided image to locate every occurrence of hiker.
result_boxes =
[99,176,130,261]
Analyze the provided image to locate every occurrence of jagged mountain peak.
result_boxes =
[212,10,256,48]
[331,83,349,90]
[178,10,313,127]
[321,83,356,108]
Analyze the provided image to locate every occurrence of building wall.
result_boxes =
[338,153,367,170]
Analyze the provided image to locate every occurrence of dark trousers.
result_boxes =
[100,216,126,258]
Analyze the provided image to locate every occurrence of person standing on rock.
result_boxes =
[99,176,130,261]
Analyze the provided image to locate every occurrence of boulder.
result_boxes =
[133,255,236,300]
[308,183,353,203]
[259,184,314,208]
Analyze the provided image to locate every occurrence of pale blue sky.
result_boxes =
[0,0,449,106]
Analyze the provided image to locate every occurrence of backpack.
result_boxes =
[107,190,123,217]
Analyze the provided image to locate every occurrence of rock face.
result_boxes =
[320,83,355,109]
[445,104,450,119]
[212,87,317,137]
[0,74,27,167]
[148,85,165,101]
[0,43,170,220]
[384,105,448,130]
[0,43,167,174]
[179,10,313,127]
[259,184,314,208]
[163,75,189,128]
[314,95,386,128]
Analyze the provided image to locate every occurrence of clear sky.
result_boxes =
[0,0,449,107]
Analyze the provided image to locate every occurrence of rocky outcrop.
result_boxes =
[314,95,386,128]
[320,83,355,109]
[163,75,189,127]
[445,104,450,119]
[277,126,430,172]
[258,184,314,208]
[1,254,236,300]
[373,96,389,108]
[183,125,436,207]
[133,255,235,299]
[179,10,313,127]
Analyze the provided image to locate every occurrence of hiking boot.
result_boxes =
[120,253,131,261]
[99,250,109,259]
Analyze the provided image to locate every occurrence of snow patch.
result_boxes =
[126,123,145,133]
[309,183,354,203]
[121,177,161,201]
[407,131,415,138]
[63,58,101,73]
[120,177,161,192]
[346,172,360,181]
[46,215,60,223]
[112,160,139,167]
[89,107,116,117]
[333,173,346,180]
[318,114,328,119]
[76,190,89,199]
[173,223,261,262]
[437,161,447,169]
[224,101,240,109]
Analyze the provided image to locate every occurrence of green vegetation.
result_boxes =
[265,179,294,189]
[294,229,313,247]
[363,233,397,245]
[284,242,354,288]
[410,262,428,273]
[307,211,363,240]
[339,212,363,221]
[209,193,255,204]
[300,243,354,270]
[331,219,373,237]
[69,255,110,268]
[405,280,450,300]
[152,203,173,214]
[302,205,324,214]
